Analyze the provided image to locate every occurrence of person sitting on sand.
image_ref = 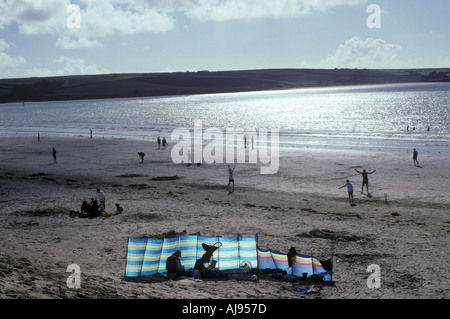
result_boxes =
[90,200,100,217]
[115,203,123,215]
[81,200,91,214]
[166,250,186,278]
[194,253,219,278]
[355,169,376,194]
[339,180,355,206]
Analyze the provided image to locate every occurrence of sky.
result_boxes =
[0,0,449,79]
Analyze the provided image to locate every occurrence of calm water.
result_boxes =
[1,82,449,155]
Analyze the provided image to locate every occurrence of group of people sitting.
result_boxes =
[80,199,103,217]
[69,190,123,218]
[165,242,226,279]
[74,199,123,218]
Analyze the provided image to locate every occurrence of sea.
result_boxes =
[1,82,449,156]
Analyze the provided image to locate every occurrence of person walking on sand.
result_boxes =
[413,148,419,166]
[157,137,161,149]
[162,137,168,149]
[52,148,57,163]
[355,168,376,195]
[339,180,355,206]
[227,164,236,192]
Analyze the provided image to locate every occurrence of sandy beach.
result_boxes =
[0,135,449,301]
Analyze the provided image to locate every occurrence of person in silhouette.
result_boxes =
[339,180,355,206]
[355,169,376,195]
[166,250,186,278]
[413,148,419,166]
[227,164,236,192]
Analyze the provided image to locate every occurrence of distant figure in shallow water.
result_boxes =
[52,148,57,163]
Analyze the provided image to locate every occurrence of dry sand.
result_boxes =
[0,135,449,301]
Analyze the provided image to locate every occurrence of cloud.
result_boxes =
[54,56,109,75]
[316,36,403,69]
[56,36,102,50]
[6,0,70,34]
[19,56,109,78]
[0,0,175,49]
[0,39,26,76]
[159,0,366,21]
[1,0,365,49]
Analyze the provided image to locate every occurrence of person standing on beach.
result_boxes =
[227,164,236,192]
[38,133,40,143]
[157,137,161,149]
[162,137,167,149]
[355,169,376,195]
[96,188,106,210]
[339,180,355,206]
[52,148,56,163]
[413,148,419,166]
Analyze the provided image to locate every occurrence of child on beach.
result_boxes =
[339,180,355,206]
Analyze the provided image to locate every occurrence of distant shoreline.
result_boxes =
[1,68,449,104]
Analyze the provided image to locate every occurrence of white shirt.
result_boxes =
[96,190,105,202]
[345,183,353,192]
